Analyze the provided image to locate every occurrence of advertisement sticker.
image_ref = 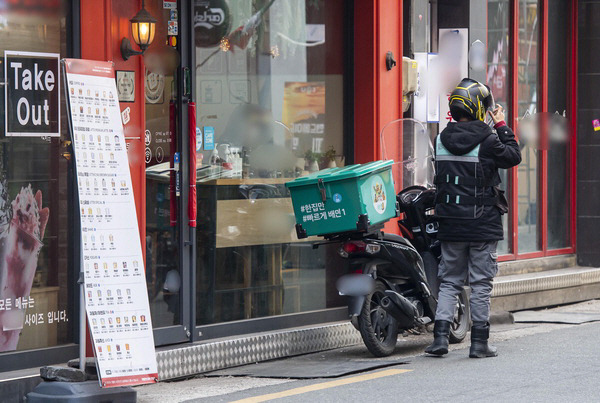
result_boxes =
[371,176,387,214]
[204,126,215,150]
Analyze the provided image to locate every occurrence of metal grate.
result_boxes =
[493,267,600,297]
[156,322,362,380]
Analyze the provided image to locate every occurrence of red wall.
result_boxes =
[80,0,147,355]
[80,0,147,256]
[354,0,403,233]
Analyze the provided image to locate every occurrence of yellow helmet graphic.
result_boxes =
[449,78,494,122]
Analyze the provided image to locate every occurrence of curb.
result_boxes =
[489,311,515,325]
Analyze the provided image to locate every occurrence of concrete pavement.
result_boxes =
[137,300,600,403]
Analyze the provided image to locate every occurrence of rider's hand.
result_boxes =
[489,104,505,124]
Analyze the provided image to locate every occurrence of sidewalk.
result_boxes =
[136,299,600,402]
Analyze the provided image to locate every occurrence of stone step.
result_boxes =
[492,266,600,312]
[498,254,576,277]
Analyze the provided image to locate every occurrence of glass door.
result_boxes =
[143,0,190,345]
[191,0,349,338]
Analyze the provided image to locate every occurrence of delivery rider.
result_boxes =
[425,78,521,358]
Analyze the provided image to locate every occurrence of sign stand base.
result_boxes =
[26,381,136,402]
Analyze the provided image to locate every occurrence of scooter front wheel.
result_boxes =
[358,282,399,357]
[449,287,470,343]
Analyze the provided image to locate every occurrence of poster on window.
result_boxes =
[0,181,51,352]
[437,28,469,132]
[282,82,325,153]
[63,59,158,388]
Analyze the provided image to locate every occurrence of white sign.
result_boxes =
[413,52,428,123]
[438,28,469,132]
[64,59,158,388]
[427,53,440,123]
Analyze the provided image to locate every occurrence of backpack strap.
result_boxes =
[434,174,495,187]
[435,193,499,206]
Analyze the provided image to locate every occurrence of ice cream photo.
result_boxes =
[0,185,49,352]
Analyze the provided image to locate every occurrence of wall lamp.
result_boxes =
[121,0,157,61]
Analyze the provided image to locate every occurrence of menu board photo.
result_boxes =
[63,59,158,388]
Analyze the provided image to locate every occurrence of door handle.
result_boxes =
[184,67,191,97]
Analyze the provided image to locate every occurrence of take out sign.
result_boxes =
[4,51,60,137]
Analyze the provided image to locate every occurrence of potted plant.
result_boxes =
[304,150,321,173]
[322,146,337,168]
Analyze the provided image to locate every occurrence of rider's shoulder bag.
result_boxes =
[493,186,509,215]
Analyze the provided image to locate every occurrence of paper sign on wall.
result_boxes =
[438,28,469,132]
[63,59,158,388]
[413,52,428,123]
[427,53,440,123]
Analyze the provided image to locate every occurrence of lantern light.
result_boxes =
[121,0,157,61]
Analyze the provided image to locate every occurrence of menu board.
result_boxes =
[63,59,158,388]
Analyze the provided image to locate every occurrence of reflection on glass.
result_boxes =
[400,120,434,189]
[144,0,180,328]
[0,2,72,353]
[194,0,347,325]
[517,0,540,253]
[486,0,511,254]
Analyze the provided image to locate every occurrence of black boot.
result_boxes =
[469,322,498,358]
[425,320,451,356]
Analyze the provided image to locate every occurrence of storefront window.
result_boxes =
[194,0,347,325]
[0,2,73,353]
[486,0,512,254]
[547,0,571,249]
[517,0,540,253]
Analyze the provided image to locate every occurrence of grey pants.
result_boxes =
[435,241,498,323]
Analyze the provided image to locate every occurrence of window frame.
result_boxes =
[190,0,357,342]
[1,0,82,372]
[499,0,576,262]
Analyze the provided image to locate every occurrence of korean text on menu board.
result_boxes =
[63,59,158,388]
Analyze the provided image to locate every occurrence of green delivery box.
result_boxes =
[286,160,397,238]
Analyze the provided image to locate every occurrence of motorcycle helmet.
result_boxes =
[449,78,494,122]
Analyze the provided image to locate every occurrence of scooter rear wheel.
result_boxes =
[358,282,399,357]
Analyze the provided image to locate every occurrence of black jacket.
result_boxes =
[434,120,521,241]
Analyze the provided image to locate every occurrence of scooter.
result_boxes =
[326,119,470,357]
